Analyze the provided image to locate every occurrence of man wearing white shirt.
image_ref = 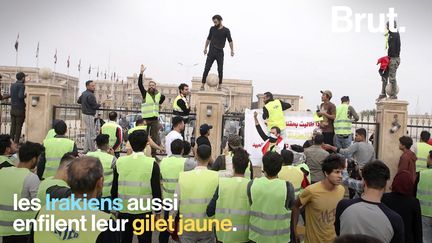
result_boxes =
[165,116,184,156]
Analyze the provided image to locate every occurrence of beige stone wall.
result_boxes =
[376,99,409,190]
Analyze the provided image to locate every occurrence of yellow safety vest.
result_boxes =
[249,177,291,243]
[128,125,148,135]
[0,167,38,236]
[86,150,115,197]
[179,169,218,220]
[116,152,154,214]
[160,156,186,200]
[36,177,69,206]
[0,155,15,168]
[101,121,122,152]
[417,169,432,217]
[264,100,286,131]
[34,202,111,243]
[278,165,303,197]
[416,142,432,172]
[141,92,161,118]
[334,104,352,135]
[173,95,189,119]
[43,137,75,179]
[44,129,56,143]
[215,177,250,242]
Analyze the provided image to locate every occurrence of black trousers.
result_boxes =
[322,132,334,146]
[10,109,25,143]
[118,212,153,243]
[202,48,224,84]
[2,235,29,243]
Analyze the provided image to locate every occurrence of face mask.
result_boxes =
[269,134,277,139]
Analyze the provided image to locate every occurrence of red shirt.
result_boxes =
[428,139,432,146]
[398,150,417,181]
[377,56,390,71]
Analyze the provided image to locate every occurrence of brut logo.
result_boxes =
[332,6,406,33]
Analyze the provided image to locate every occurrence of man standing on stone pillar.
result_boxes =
[385,20,401,99]
[138,64,165,156]
[201,14,234,91]
[77,80,101,153]
[10,72,27,143]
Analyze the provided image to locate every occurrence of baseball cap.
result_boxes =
[200,124,213,135]
[320,90,333,99]
[228,134,242,149]
[16,72,27,81]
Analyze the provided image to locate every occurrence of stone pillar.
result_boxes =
[376,99,409,187]
[25,68,62,143]
[194,90,225,159]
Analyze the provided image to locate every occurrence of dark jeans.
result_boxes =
[322,132,334,146]
[2,235,29,243]
[118,212,153,243]
[158,211,172,243]
[10,109,25,143]
[202,48,224,84]
[145,119,160,156]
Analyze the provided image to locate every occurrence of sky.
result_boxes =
[1,0,431,113]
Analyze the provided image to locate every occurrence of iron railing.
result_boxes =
[52,105,196,151]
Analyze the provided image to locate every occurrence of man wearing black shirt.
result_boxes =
[386,20,401,99]
[201,14,234,91]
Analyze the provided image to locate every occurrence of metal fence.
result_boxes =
[52,105,196,151]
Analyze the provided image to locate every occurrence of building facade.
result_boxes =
[0,66,79,104]
[93,74,179,111]
[191,77,253,113]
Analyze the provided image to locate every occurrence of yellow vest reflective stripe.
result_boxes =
[418,169,432,217]
[334,104,352,135]
[141,92,161,118]
[0,167,37,236]
[278,165,303,197]
[116,153,154,214]
[160,156,186,200]
[264,100,286,131]
[416,142,432,172]
[43,138,75,179]
[0,155,15,168]
[34,203,110,243]
[128,125,148,135]
[87,150,115,197]
[101,121,122,152]
[215,177,250,242]
[179,169,218,220]
[36,177,69,206]
[249,177,291,242]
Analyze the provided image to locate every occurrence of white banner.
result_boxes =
[244,109,319,166]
